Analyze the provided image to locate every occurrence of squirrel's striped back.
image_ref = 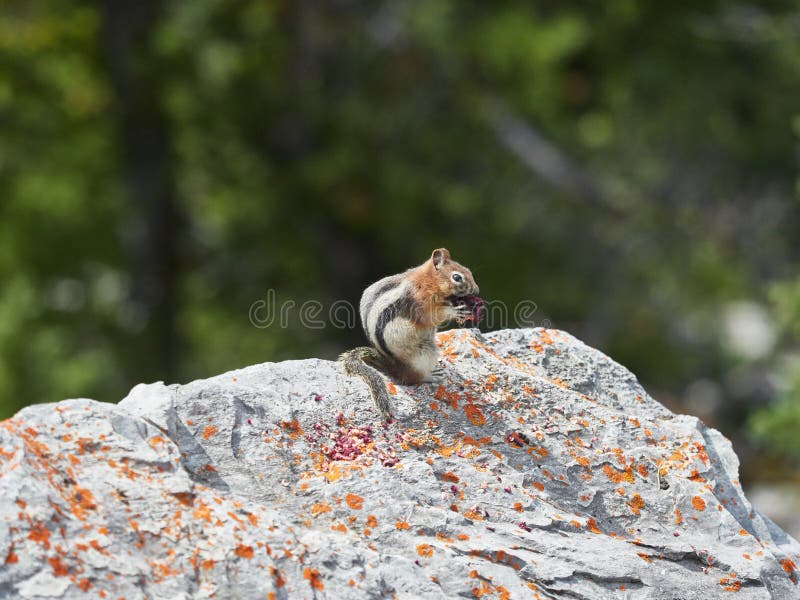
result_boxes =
[359,273,412,358]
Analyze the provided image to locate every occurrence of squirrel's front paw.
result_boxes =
[445,304,470,322]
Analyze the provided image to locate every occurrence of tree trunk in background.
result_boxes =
[99,0,183,383]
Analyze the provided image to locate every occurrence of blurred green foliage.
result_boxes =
[0,1,798,476]
[750,278,800,456]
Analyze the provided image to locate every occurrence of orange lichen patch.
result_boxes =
[691,496,706,511]
[201,425,218,440]
[435,532,454,543]
[457,533,470,541]
[330,522,347,533]
[530,341,544,353]
[172,492,194,507]
[416,543,434,557]
[76,578,92,592]
[586,518,602,534]
[636,463,649,478]
[637,553,653,564]
[780,558,797,575]
[395,520,410,530]
[246,513,258,527]
[345,493,363,510]
[434,385,461,410]
[674,509,683,525]
[602,464,634,484]
[719,577,741,592]
[193,501,212,523]
[532,481,544,492]
[437,329,457,344]
[0,445,17,462]
[303,567,324,590]
[436,442,461,458]
[688,470,705,482]
[320,460,367,483]
[463,510,483,521]
[667,449,685,462]
[526,445,548,460]
[692,441,709,465]
[462,435,491,447]
[469,549,524,573]
[386,382,397,395]
[234,545,253,559]
[484,374,498,391]
[464,403,486,427]
[628,418,640,428]
[538,330,555,345]
[575,456,590,467]
[366,515,377,528]
[279,419,303,440]
[513,502,523,513]
[441,471,460,483]
[228,511,244,526]
[28,523,51,549]
[48,555,68,576]
[627,494,645,515]
[269,566,286,588]
[471,581,494,597]
[4,545,18,565]
[738,529,748,536]
[68,487,97,520]
[310,502,332,518]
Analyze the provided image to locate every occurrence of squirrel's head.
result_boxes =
[430,248,479,296]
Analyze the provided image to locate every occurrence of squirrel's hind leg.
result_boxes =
[421,365,447,383]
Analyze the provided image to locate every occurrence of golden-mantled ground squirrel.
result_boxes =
[339,248,483,417]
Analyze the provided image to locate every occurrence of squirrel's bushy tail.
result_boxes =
[338,347,392,418]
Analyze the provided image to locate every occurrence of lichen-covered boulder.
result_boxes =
[0,328,798,599]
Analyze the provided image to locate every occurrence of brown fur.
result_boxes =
[407,248,479,328]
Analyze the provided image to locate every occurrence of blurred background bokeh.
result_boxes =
[0,1,798,536]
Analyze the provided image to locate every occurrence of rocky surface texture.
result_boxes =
[1,328,799,599]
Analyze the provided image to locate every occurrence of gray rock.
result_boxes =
[0,328,798,599]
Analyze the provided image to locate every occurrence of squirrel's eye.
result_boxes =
[451,272,463,283]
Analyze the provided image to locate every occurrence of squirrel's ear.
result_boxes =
[431,248,450,270]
